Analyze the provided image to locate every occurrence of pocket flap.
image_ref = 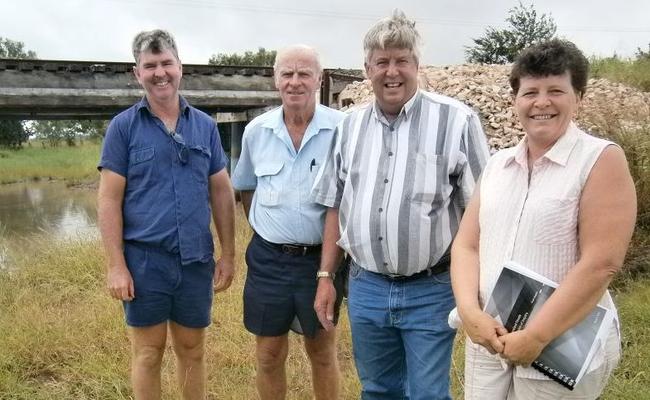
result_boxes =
[254,162,284,177]
[129,147,155,165]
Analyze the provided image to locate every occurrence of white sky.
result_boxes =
[1,0,649,68]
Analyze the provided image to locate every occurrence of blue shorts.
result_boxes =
[243,233,345,338]
[123,242,215,328]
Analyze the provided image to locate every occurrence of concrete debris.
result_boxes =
[338,64,650,151]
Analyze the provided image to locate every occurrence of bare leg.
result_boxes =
[130,323,168,400]
[304,328,340,400]
[169,321,207,400]
[255,334,289,400]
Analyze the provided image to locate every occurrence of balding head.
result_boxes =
[274,45,323,79]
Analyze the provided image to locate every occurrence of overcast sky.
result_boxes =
[2,0,649,68]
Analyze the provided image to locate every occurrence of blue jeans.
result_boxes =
[348,261,456,400]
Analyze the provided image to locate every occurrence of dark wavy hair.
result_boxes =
[509,39,589,99]
[132,29,179,65]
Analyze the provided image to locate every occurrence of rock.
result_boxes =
[338,64,650,151]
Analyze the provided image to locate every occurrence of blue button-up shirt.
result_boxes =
[98,96,227,265]
[232,104,344,244]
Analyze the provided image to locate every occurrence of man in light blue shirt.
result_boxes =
[231,45,345,400]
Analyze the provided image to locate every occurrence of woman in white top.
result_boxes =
[450,39,637,399]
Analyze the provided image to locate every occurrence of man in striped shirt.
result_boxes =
[311,10,490,400]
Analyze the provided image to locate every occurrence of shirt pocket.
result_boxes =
[127,146,156,186]
[254,162,284,207]
[534,196,579,245]
[409,154,448,207]
[188,144,211,185]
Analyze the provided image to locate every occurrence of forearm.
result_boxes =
[211,182,236,259]
[97,196,126,269]
[319,207,343,273]
[450,242,482,319]
[525,259,617,344]
[239,190,254,220]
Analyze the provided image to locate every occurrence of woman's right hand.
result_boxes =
[461,308,508,354]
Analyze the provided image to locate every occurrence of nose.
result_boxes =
[533,94,551,108]
[289,73,300,85]
[386,61,399,77]
[153,64,166,76]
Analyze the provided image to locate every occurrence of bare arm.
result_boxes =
[314,207,344,331]
[97,169,134,301]
[239,190,254,220]
[451,184,507,353]
[209,169,237,292]
[501,146,637,365]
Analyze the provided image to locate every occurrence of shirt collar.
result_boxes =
[136,95,190,116]
[505,122,580,168]
[261,105,335,135]
[372,89,421,125]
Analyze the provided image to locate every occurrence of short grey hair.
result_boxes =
[132,29,179,64]
[363,9,421,64]
[273,44,323,76]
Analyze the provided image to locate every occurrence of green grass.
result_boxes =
[590,56,650,92]
[0,142,101,184]
[1,210,648,399]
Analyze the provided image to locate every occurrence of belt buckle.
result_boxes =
[281,244,307,256]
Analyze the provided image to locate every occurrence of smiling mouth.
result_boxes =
[530,114,556,120]
[385,82,402,88]
[154,81,170,87]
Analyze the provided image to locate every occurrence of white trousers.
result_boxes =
[463,326,620,400]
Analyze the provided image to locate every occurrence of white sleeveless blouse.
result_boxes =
[478,122,618,379]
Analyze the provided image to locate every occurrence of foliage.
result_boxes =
[0,37,37,59]
[590,55,650,92]
[636,43,650,61]
[465,2,556,64]
[208,47,276,66]
[31,120,107,147]
[0,121,29,149]
[0,37,36,149]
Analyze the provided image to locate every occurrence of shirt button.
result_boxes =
[383,262,388,266]
[378,208,383,212]
[378,236,383,241]
[388,151,394,156]
[390,127,395,132]
[384,179,389,183]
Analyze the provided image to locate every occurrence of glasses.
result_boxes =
[170,131,188,165]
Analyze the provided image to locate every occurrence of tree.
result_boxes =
[31,120,107,147]
[0,37,36,148]
[208,47,276,66]
[0,37,37,59]
[465,2,557,64]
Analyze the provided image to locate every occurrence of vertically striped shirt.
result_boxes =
[312,90,490,276]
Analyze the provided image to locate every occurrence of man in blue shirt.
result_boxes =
[232,45,345,400]
[97,29,235,400]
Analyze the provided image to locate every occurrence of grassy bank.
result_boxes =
[0,209,648,399]
[591,56,650,92]
[0,142,100,184]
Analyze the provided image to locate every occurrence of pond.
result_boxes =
[0,181,98,268]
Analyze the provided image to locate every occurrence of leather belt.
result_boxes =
[255,233,321,256]
[380,254,450,281]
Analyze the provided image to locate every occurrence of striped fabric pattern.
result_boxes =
[312,90,490,276]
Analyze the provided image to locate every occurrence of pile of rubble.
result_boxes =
[338,64,650,150]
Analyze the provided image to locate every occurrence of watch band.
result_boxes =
[316,271,335,280]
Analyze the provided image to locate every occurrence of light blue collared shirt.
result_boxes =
[232,104,344,244]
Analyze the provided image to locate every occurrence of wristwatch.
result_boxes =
[316,271,336,280]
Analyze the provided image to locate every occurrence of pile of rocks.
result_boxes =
[338,64,650,151]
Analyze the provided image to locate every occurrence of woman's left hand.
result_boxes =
[498,329,548,367]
